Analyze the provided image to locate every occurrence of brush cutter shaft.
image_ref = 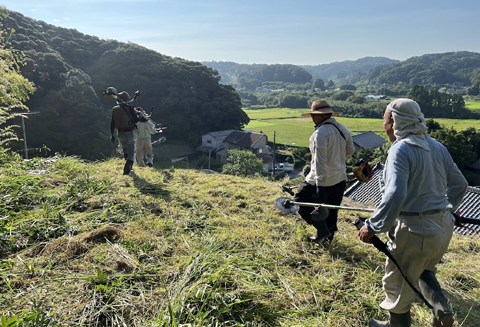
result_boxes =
[287,200,375,213]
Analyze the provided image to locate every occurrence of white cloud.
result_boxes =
[53,19,60,22]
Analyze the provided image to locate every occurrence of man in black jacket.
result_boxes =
[110,91,139,175]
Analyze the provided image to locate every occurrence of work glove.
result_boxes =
[110,134,115,143]
[316,186,325,200]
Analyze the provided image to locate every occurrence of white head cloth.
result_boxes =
[387,98,429,151]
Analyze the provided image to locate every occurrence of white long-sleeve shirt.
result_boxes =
[305,117,355,187]
[135,120,156,140]
[366,135,468,233]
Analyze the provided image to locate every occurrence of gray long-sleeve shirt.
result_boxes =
[366,135,468,233]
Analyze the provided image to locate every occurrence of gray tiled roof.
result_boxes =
[344,164,480,236]
[196,145,218,153]
[207,130,235,139]
[352,131,387,149]
[469,159,480,170]
[224,130,264,149]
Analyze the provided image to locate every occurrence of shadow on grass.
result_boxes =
[131,169,172,198]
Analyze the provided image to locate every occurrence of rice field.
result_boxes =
[244,108,480,148]
[466,100,480,112]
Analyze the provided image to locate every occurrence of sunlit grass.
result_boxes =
[465,100,480,112]
[1,155,479,326]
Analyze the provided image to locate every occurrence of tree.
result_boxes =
[0,8,35,147]
[425,118,441,133]
[429,127,476,170]
[468,68,480,96]
[312,78,325,90]
[326,80,335,88]
[221,149,265,176]
[331,91,354,101]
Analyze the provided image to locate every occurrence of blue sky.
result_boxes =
[2,0,480,65]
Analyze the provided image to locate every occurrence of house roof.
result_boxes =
[196,145,218,153]
[256,153,274,163]
[206,130,235,139]
[344,163,480,236]
[223,130,265,148]
[469,159,480,170]
[352,131,387,150]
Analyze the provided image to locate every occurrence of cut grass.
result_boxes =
[1,155,479,326]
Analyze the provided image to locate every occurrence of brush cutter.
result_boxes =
[275,196,375,219]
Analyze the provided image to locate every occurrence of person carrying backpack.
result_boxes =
[110,91,139,175]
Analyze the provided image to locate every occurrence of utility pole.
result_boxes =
[272,131,276,176]
[208,149,212,170]
[20,112,40,159]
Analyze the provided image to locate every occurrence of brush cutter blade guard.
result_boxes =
[275,197,300,214]
[152,137,166,146]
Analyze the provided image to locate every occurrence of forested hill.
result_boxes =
[300,56,399,83]
[3,10,249,159]
[203,52,480,91]
[199,62,313,86]
[364,51,480,87]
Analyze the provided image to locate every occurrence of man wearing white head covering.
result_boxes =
[358,98,468,327]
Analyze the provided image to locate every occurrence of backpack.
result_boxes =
[112,104,137,131]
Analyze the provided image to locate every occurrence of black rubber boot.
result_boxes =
[310,218,331,242]
[419,270,454,327]
[123,160,134,175]
[369,311,411,327]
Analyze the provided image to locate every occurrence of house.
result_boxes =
[220,130,272,170]
[197,130,273,170]
[344,163,480,236]
[196,130,234,163]
[352,131,387,153]
[365,95,383,101]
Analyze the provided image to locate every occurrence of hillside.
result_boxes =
[1,153,479,326]
[300,56,399,83]
[2,10,248,159]
[203,52,480,90]
[365,51,480,87]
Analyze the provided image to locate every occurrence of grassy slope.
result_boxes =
[1,155,479,326]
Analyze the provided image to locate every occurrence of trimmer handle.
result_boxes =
[281,185,295,196]
[353,218,388,253]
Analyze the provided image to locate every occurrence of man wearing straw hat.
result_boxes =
[294,99,355,243]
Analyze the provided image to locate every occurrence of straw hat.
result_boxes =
[116,91,131,104]
[301,100,341,117]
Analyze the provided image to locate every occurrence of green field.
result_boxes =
[466,100,480,111]
[244,108,480,148]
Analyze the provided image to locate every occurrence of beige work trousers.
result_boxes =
[136,138,153,167]
[380,210,454,314]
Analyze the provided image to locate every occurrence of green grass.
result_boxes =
[1,153,479,326]
[465,100,480,112]
[244,108,480,148]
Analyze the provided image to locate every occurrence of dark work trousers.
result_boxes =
[294,180,347,235]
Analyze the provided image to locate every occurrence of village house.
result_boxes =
[197,130,273,171]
